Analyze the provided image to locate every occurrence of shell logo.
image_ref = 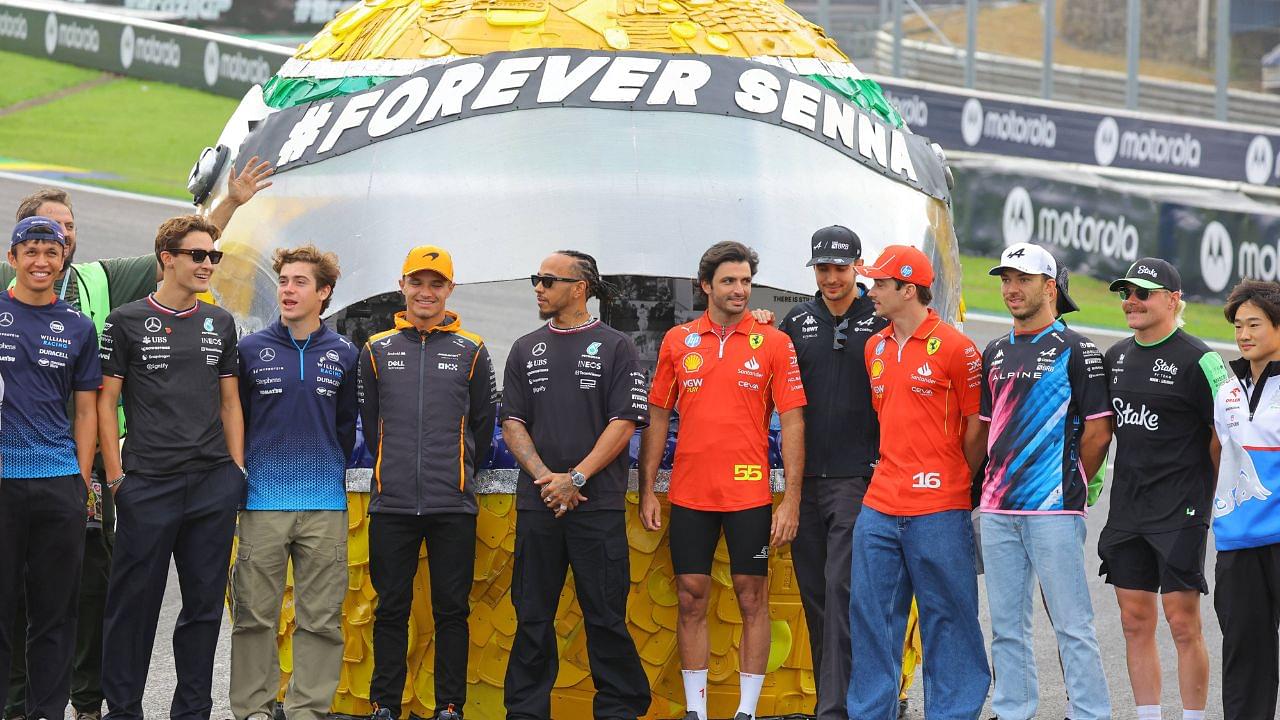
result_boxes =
[870,358,884,379]
[682,352,704,372]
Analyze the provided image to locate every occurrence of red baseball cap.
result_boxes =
[857,244,935,286]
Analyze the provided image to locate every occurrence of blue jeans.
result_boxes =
[980,513,1110,720]
[848,507,991,720]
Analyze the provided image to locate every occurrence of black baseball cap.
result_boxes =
[1055,265,1079,316]
[10,216,66,248]
[807,225,861,267]
[1109,257,1182,293]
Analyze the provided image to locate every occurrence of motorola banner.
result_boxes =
[952,161,1280,302]
[878,78,1280,188]
[36,0,347,33]
[0,4,289,97]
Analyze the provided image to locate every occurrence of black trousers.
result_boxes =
[369,512,476,718]
[791,476,867,720]
[0,475,87,720]
[504,510,650,720]
[1215,542,1280,720]
[101,463,243,720]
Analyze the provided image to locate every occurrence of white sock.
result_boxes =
[1065,699,1074,719]
[1136,705,1162,720]
[736,672,765,717]
[682,668,707,719]
[1182,711,1204,720]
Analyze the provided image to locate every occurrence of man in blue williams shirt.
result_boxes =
[0,216,101,720]
[229,245,359,720]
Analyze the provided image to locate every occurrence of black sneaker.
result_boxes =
[436,705,461,720]
[733,714,754,720]
[370,707,395,720]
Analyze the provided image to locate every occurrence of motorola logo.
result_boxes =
[1002,186,1035,246]
[0,11,27,41]
[961,98,984,147]
[45,13,100,55]
[121,25,181,70]
[1245,135,1276,186]
[883,90,928,129]
[204,40,273,87]
[1200,221,1233,294]
[960,96,1056,149]
[1094,117,1120,167]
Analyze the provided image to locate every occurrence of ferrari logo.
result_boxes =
[749,333,764,349]
[926,337,942,355]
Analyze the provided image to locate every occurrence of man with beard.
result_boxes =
[640,241,805,720]
[975,242,1113,720]
[501,251,651,720]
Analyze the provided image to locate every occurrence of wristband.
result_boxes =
[106,474,126,489]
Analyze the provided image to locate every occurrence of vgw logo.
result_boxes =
[961,97,1056,149]
[1245,135,1277,186]
[1001,186,1139,262]
[44,13,100,55]
[1094,116,1202,169]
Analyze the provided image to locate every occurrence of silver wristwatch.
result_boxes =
[569,469,587,488]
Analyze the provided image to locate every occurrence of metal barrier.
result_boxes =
[873,30,1280,127]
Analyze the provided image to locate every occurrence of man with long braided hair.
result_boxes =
[501,250,652,720]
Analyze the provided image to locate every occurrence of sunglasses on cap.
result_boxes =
[168,248,224,264]
[530,273,583,289]
[1116,286,1167,301]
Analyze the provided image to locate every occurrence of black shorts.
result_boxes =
[669,504,772,576]
[1098,525,1209,594]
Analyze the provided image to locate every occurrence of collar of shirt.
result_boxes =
[874,307,943,348]
[691,311,758,337]
[1007,319,1063,344]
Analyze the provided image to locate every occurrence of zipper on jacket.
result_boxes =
[416,333,426,515]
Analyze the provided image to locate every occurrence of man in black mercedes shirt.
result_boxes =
[96,215,244,720]
[775,225,884,720]
[1101,258,1229,720]
[501,250,651,720]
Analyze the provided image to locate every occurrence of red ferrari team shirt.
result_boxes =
[650,313,806,511]
[864,308,981,516]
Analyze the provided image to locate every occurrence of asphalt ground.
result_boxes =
[0,173,1227,720]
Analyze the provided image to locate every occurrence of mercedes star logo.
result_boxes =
[532,342,547,357]
[143,317,162,333]
[260,348,276,362]
[0,312,12,327]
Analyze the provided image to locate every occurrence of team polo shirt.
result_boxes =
[1106,330,1228,532]
[0,290,101,479]
[100,294,239,476]
[864,308,980,516]
[979,321,1112,515]
[649,313,806,511]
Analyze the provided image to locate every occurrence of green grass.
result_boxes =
[961,253,1235,343]
[0,51,236,198]
[0,50,104,108]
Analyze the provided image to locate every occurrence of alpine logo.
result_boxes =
[1038,348,1057,360]
[1245,135,1276,186]
[1094,116,1202,169]
[961,97,1056,149]
[1001,186,1138,262]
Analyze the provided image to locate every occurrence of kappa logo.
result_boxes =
[744,357,760,371]
[143,317,162,333]
[994,348,1004,359]
[532,342,547,357]
[259,348,276,362]
[961,97,1056,149]
[752,545,770,560]
[1200,221,1233,293]
[1245,135,1276,186]
[803,316,817,326]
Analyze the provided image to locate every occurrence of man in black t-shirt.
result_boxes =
[96,216,245,720]
[774,226,885,720]
[500,251,651,720]
[1101,258,1229,720]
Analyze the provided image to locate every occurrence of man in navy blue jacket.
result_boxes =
[230,245,359,720]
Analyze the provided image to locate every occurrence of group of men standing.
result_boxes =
[0,174,1271,720]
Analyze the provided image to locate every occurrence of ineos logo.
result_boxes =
[1094,117,1120,167]
[961,98,983,147]
[1002,186,1035,246]
[143,317,162,333]
[1200,221,1233,293]
[1245,135,1275,186]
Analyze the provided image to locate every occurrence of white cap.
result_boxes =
[989,242,1056,278]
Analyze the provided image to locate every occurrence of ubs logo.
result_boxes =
[1200,221,1233,294]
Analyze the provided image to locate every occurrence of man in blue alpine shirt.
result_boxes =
[360,246,497,720]
[972,242,1113,720]
[97,215,245,720]
[0,216,100,720]
[230,245,359,720]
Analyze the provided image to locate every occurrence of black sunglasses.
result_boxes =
[833,318,851,351]
[1116,286,1165,301]
[530,273,583,289]
[168,248,224,264]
